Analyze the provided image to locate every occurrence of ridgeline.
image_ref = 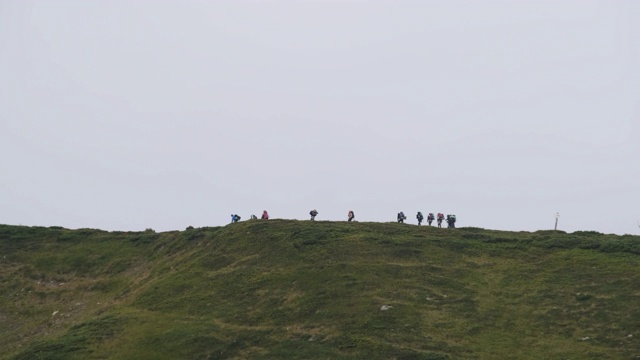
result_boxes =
[1,221,639,359]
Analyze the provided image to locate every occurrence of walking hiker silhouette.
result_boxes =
[446,214,456,228]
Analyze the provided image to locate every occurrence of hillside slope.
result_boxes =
[1,221,640,359]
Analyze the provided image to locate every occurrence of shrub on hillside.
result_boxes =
[460,227,485,232]
[572,230,604,236]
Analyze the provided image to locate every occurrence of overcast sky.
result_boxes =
[1,1,638,234]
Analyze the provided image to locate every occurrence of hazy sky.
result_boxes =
[1,1,638,234]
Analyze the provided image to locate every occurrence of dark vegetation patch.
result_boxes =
[12,315,127,360]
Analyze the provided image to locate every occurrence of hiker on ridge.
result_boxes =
[348,210,355,222]
[310,209,318,220]
[447,214,456,228]
[231,214,241,223]
[261,210,269,220]
[427,213,435,226]
[397,211,406,223]
[417,211,424,226]
[437,213,444,228]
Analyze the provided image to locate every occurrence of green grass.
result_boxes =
[1,221,640,359]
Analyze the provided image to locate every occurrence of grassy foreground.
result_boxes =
[1,221,640,359]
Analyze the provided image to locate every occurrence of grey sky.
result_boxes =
[1,1,638,234]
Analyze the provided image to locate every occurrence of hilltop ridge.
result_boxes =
[1,221,639,359]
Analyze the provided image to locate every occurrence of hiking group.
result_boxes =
[397,211,456,227]
[311,210,354,221]
[238,210,269,223]
[233,209,456,227]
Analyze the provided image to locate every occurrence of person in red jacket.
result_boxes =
[261,210,269,220]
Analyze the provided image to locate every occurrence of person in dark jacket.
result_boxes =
[446,214,456,228]
[310,209,318,220]
[397,212,406,223]
[348,210,355,222]
[416,212,424,226]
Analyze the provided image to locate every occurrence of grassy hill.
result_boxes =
[1,221,640,359]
